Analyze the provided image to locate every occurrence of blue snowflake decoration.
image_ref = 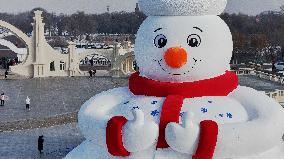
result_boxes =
[151,101,158,105]
[219,114,224,117]
[123,101,129,104]
[226,113,233,119]
[151,110,160,117]
[201,107,208,113]
[180,112,185,117]
[132,106,140,110]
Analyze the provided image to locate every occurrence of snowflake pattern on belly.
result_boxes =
[226,113,233,118]
[132,106,140,110]
[201,107,208,113]
[132,99,234,121]
[151,110,160,117]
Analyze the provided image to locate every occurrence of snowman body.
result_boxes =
[65,86,284,159]
[107,93,249,159]
[65,1,284,158]
[119,95,248,126]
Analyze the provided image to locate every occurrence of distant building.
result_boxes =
[107,6,110,13]
[135,3,140,13]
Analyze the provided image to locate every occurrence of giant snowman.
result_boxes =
[65,0,284,158]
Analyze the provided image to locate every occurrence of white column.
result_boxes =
[68,42,76,76]
[33,10,45,64]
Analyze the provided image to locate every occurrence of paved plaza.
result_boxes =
[0,75,128,131]
[0,74,283,158]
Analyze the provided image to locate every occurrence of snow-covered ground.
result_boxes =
[0,75,128,123]
[0,123,84,159]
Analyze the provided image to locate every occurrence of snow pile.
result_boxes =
[138,0,227,16]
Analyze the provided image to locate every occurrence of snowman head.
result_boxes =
[135,0,232,82]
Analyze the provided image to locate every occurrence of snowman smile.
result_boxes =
[154,58,199,76]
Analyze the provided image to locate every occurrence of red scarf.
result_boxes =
[107,71,238,158]
[129,71,238,98]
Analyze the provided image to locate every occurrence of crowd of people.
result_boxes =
[0,57,19,70]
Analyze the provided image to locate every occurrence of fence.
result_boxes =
[232,66,284,106]
[265,90,284,106]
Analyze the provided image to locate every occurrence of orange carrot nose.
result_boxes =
[164,47,187,68]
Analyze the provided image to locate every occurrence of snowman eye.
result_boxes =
[154,34,167,48]
[187,34,201,47]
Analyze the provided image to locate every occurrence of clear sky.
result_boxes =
[0,0,282,15]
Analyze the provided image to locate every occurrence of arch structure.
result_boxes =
[0,39,27,56]
[80,54,111,67]
[0,10,136,78]
[67,41,136,77]
[110,41,136,77]
[117,51,136,76]
[78,49,113,62]
[65,47,114,76]
[0,11,82,78]
[0,20,32,65]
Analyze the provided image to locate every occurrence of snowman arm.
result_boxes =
[107,116,130,156]
[217,86,284,157]
[78,87,133,147]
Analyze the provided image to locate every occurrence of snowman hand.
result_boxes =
[122,109,159,152]
[165,112,200,154]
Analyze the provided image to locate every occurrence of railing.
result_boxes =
[265,90,284,107]
[254,71,284,84]
[231,64,284,106]
[231,69,255,75]
[265,91,281,98]
[232,67,284,85]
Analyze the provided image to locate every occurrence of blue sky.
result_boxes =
[0,0,282,15]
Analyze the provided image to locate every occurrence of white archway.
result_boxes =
[0,12,136,78]
[0,39,27,57]
[77,49,113,61]
[0,20,32,64]
[0,20,31,46]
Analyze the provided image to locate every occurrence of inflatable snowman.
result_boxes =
[65,0,284,158]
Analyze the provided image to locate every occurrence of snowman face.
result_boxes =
[134,15,233,82]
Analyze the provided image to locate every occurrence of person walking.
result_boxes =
[4,70,8,79]
[90,59,94,66]
[272,60,277,73]
[93,69,96,77]
[89,70,93,78]
[26,96,30,110]
[38,135,44,154]
[0,93,5,106]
